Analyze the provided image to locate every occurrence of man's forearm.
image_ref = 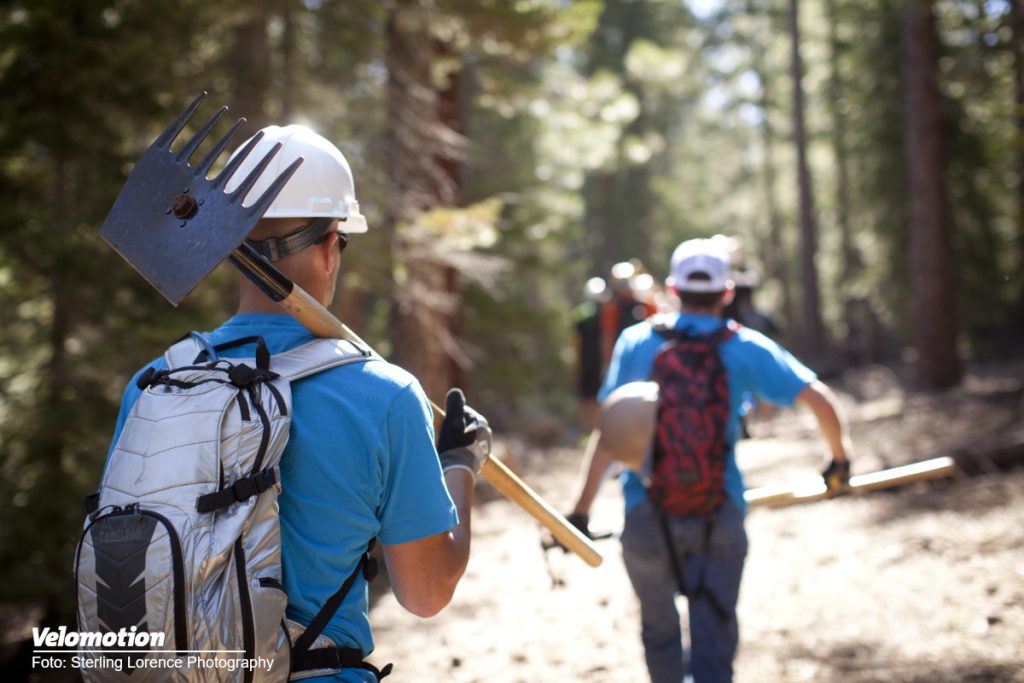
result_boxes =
[572,429,614,515]
[443,468,475,565]
[798,380,851,461]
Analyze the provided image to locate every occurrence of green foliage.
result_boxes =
[0,0,220,607]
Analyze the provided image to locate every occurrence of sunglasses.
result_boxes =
[311,222,349,256]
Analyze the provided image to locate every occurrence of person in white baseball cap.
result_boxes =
[666,237,735,293]
[566,236,852,683]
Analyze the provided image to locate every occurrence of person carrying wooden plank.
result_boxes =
[567,237,853,683]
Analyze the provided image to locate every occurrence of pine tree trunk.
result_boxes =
[753,36,796,341]
[230,2,271,131]
[1010,0,1024,315]
[788,0,824,355]
[902,0,961,388]
[825,0,858,288]
[280,0,296,120]
[385,6,463,402]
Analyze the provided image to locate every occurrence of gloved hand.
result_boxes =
[566,512,592,540]
[822,457,851,493]
[437,388,492,479]
[548,512,592,554]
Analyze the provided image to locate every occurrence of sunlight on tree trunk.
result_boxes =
[385,5,463,402]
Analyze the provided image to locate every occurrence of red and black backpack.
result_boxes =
[648,321,738,516]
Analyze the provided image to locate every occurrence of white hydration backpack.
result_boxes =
[74,333,386,682]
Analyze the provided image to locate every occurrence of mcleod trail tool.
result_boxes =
[100,93,602,568]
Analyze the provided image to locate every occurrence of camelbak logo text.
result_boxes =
[93,526,148,543]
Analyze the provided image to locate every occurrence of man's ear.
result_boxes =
[721,286,736,307]
[319,233,340,273]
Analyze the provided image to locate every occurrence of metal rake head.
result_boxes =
[100,92,304,305]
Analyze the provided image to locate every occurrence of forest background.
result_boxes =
[0,0,1021,644]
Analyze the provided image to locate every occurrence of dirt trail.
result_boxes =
[370,366,1024,682]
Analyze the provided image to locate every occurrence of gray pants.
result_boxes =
[621,498,748,683]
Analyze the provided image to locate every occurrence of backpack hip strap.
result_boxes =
[291,541,381,674]
[293,646,393,681]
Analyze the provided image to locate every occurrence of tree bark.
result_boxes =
[825,0,859,288]
[902,0,961,388]
[752,33,796,341]
[230,1,271,131]
[279,0,296,120]
[385,6,463,402]
[788,0,824,355]
[1010,0,1024,315]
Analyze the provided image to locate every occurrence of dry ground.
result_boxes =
[370,364,1024,682]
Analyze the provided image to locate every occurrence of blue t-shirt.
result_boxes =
[598,312,815,517]
[109,314,458,682]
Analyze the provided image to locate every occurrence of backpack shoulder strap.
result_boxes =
[163,333,210,369]
[269,338,377,381]
[714,319,742,343]
[649,314,677,337]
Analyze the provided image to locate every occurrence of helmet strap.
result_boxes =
[246,217,336,262]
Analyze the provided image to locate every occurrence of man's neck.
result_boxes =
[679,307,722,318]
[237,286,326,316]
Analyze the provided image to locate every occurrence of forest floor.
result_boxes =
[370,361,1024,683]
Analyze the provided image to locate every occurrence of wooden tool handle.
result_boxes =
[479,454,603,567]
[279,283,364,341]
[279,284,604,567]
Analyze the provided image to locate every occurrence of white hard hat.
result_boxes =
[225,124,368,233]
[596,381,659,471]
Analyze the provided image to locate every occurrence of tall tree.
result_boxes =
[384,4,465,402]
[787,0,824,354]
[902,0,961,387]
[748,0,797,340]
[824,0,860,295]
[1011,0,1024,316]
[229,1,272,131]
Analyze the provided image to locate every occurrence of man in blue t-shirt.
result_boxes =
[567,238,852,683]
[108,125,488,682]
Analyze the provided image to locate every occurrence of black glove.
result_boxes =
[437,388,492,478]
[567,512,592,539]
[547,512,592,554]
[822,457,851,493]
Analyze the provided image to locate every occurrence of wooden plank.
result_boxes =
[745,456,957,509]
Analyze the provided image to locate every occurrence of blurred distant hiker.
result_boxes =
[567,238,852,683]
[602,259,659,368]
[574,276,609,432]
[715,235,780,339]
[724,270,780,339]
[86,125,490,682]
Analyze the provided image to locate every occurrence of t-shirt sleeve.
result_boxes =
[377,382,458,546]
[742,333,817,407]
